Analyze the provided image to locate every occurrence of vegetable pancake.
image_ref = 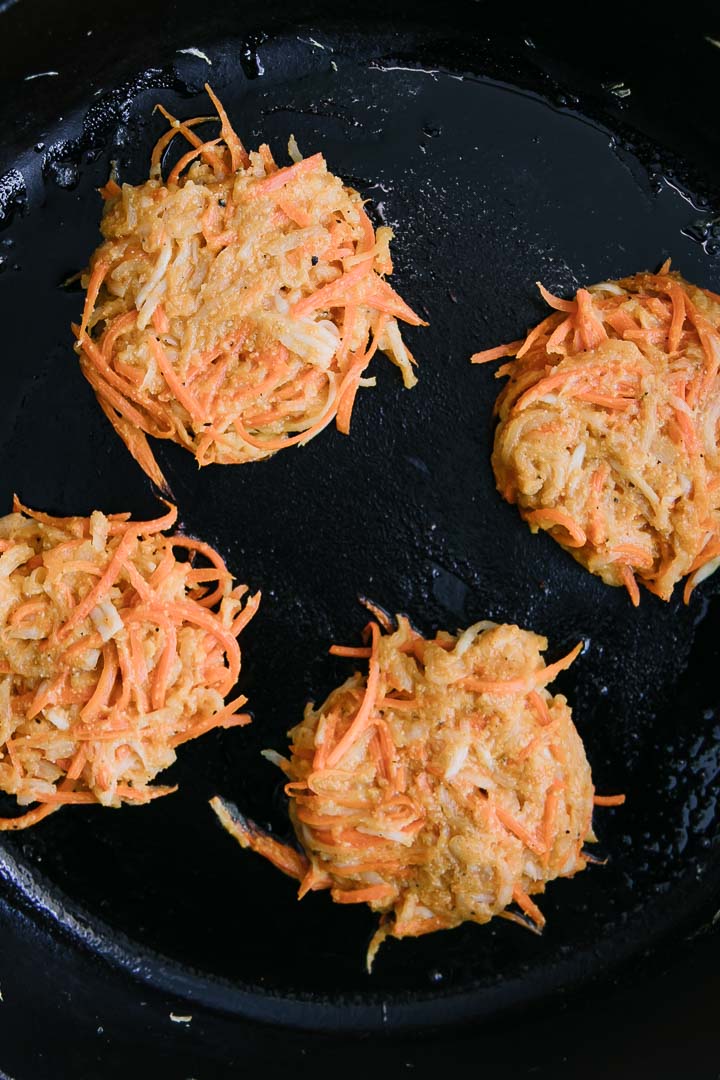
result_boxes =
[0,499,257,828]
[75,85,424,488]
[212,615,621,967]
[473,264,720,605]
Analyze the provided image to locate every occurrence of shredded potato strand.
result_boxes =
[78,84,425,486]
[0,500,258,826]
[473,268,720,604]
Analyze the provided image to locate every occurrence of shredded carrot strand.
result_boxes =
[326,623,381,767]
[167,137,224,186]
[495,806,544,855]
[329,645,373,658]
[618,564,640,607]
[210,796,308,880]
[536,282,574,312]
[512,886,546,928]
[204,83,250,171]
[331,883,395,904]
[528,690,551,725]
[471,340,523,365]
[245,153,324,198]
[99,178,122,200]
[525,508,587,548]
[148,336,203,422]
[593,793,626,806]
[56,529,137,642]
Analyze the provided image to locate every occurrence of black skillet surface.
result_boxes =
[1,0,720,1068]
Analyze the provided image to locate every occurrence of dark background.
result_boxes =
[1,0,719,1076]
[0,888,719,1079]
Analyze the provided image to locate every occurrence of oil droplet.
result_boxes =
[681,216,720,256]
[602,81,632,100]
[239,38,266,79]
[46,160,79,190]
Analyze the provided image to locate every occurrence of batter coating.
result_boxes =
[213,615,618,967]
[474,265,720,604]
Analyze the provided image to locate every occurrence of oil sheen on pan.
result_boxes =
[0,27,718,1029]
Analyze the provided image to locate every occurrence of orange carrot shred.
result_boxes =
[593,793,626,807]
[471,340,523,365]
[512,886,546,928]
[325,623,381,767]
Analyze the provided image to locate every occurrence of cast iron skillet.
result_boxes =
[0,0,719,1065]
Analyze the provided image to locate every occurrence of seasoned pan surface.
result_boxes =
[0,2,719,1032]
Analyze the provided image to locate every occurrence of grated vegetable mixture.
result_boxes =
[75,85,425,488]
[0,499,257,828]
